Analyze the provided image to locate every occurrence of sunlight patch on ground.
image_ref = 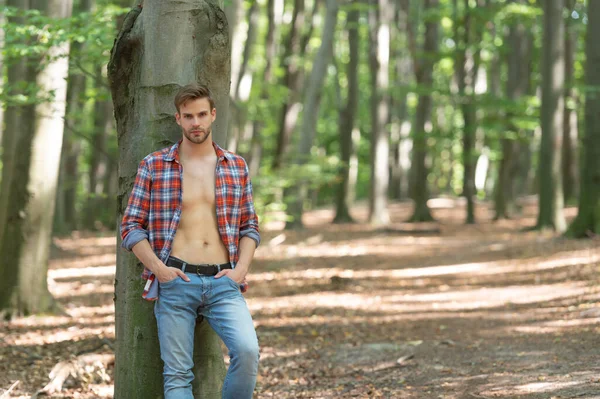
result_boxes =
[5,323,115,347]
[48,265,116,280]
[251,248,599,282]
[51,282,114,299]
[49,253,116,270]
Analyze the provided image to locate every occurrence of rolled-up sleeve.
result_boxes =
[239,163,260,247]
[120,159,151,250]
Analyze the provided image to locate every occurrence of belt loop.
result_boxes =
[181,262,187,274]
[216,264,221,274]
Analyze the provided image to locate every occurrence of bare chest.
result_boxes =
[181,163,216,205]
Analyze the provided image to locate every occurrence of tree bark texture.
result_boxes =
[368,0,391,226]
[108,1,230,397]
[334,7,359,224]
[407,0,437,222]
[566,0,600,237]
[285,0,339,229]
[537,0,566,232]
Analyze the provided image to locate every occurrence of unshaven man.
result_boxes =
[120,83,260,399]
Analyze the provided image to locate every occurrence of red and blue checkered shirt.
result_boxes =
[120,140,260,301]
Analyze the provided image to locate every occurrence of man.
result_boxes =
[120,83,260,399]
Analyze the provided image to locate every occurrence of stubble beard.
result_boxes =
[183,126,211,145]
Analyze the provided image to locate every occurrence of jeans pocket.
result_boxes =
[160,277,179,288]
[224,276,240,290]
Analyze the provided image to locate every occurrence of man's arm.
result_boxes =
[121,160,188,283]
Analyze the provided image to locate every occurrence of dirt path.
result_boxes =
[1,201,599,398]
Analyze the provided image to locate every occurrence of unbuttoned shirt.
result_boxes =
[120,140,260,301]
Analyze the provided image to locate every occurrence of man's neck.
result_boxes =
[180,138,215,161]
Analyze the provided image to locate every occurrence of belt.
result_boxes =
[166,256,232,276]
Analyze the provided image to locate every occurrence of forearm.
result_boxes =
[235,236,257,278]
[131,239,166,275]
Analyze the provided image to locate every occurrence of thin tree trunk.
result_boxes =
[108,2,230,396]
[407,0,437,222]
[495,0,531,220]
[249,0,279,176]
[389,0,411,200]
[85,66,112,229]
[562,0,578,204]
[272,0,318,170]
[227,0,259,153]
[368,0,391,226]
[455,0,483,224]
[285,0,338,229]
[537,0,566,232]
[566,0,600,237]
[334,7,359,224]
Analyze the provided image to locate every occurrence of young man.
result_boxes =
[120,84,260,399]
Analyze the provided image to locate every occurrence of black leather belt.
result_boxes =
[166,256,232,276]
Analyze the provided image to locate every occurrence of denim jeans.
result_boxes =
[154,273,259,399]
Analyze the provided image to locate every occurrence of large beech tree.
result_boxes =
[108,1,231,397]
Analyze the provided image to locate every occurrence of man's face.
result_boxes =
[176,98,216,145]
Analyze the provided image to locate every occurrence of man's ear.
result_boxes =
[211,108,216,122]
[175,112,181,126]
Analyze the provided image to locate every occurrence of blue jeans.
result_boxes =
[154,273,259,399]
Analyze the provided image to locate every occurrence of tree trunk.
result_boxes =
[389,0,411,201]
[495,0,531,220]
[285,0,338,229]
[455,0,483,224]
[333,7,359,224]
[0,0,5,146]
[249,0,279,176]
[566,0,600,237]
[367,0,391,226]
[407,0,437,222]
[537,0,566,232]
[0,0,72,316]
[225,0,244,94]
[108,1,230,397]
[0,0,34,313]
[272,0,316,170]
[562,0,578,205]
[85,67,113,229]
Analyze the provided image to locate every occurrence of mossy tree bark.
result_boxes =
[108,1,230,397]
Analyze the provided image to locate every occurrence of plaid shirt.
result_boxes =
[120,140,260,301]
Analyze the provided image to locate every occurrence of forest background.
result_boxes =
[0,0,600,398]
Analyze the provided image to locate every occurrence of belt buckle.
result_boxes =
[215,264,221,274]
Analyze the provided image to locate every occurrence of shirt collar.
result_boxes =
[163,140,231,163]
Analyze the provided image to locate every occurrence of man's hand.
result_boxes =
[214,268,245,284]
[156,266,190,283]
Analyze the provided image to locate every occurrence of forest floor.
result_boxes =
[1,199,600,399]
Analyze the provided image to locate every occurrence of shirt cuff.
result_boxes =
[121,229,149,250]
[240,228,261,247]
